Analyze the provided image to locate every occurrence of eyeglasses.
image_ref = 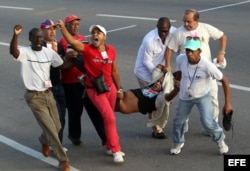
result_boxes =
[158,29,169,34]
[186,49,196,53]
[186,36,200,40]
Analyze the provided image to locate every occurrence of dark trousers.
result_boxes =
[51,83,66,143]
[63,82,106,144]
[63,83,84,140]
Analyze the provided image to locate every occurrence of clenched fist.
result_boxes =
[14,24,22,35]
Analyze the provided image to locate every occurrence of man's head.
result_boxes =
[89,25,107,48]
[40,19,56,43]
[64,14,81,36]
[29,28,43,51]
[183,9,199,31]
[152,76,164,92]
[157,17,171,43]
[184,37,202,64]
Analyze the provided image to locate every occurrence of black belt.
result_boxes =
[27,89,51,93]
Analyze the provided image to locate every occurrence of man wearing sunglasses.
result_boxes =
[134,17,176,139]
[164,9,228,133]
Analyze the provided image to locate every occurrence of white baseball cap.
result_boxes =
[89,25,107,35]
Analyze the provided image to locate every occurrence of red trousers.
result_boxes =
[86,83,121,153]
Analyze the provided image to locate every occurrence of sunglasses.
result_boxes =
[158,29,169,34]
[186,36,200,40]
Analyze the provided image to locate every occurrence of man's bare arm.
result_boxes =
[164,47,173,72]
[10,25,22,59]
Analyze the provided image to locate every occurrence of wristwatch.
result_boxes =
[117,88,123,94]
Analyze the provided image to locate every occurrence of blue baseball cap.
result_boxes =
[184,38,201,51]
[40,19,55,29]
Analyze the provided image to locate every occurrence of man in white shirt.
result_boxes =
[170,38,232,155]
[134,17,176,139]
[10,25,72,171]
[164,9,227,132]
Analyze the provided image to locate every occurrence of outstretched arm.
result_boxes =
[111,60,123,100]
[57,20,83,52]
[216,34,227,64]
[220,76,233,114]
[10,25,22,59]
[164,47,173,72]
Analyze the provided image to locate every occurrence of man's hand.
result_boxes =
[56,20,65,30]
[64,50,78,61]
[117,92,124,100]
[216,53,225,64]
[14,25,22,35]
[164,65,172,73]
[223,103,233,116]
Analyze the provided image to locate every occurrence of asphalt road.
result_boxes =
[0,0,250,171]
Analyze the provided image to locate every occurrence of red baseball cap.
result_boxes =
[64,14,81,23]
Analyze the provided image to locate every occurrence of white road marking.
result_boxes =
[0,135,80,171]
[198,0,250,13]
[97,0,250,22]
[84,25,137,38]
[217,82,250,91]
[96,14,176,22]
[0,6,33,10]
[35,8,66,15]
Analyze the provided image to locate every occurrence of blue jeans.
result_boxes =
[173,92,225,145]
[51,83,66,143]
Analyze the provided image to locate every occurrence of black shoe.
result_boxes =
[68,136,83,146]
[223,110,233,131]
[152,131,167,139]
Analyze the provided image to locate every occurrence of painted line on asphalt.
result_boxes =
[105,24,137,34]
[0,42,10,46]
[217,82,250,92]
[0,135,80,171]
[97,0,250,22]
[96,14,176,22]
[85,25,137,37]
[0,6,33,10]
[35,8,66,15]
[198,0,250,13]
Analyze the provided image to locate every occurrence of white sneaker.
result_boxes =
[113,151,125,163]
[49,146,68,152]
[170,143,184,155]
[106,150,125,157]
[218,140,229,155]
